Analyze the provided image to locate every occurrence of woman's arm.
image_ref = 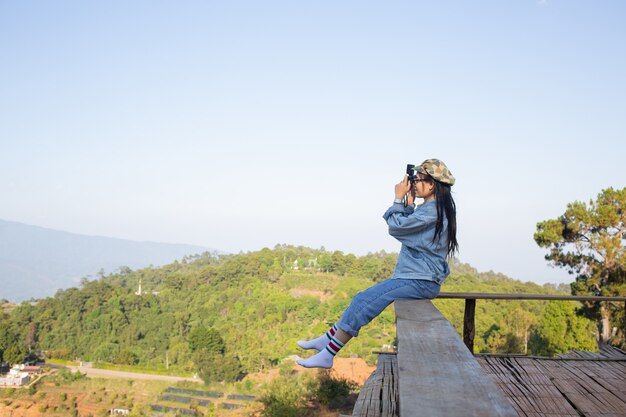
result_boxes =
[383,206,436,238]
[383,176,435,243]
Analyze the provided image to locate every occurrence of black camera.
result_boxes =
[406,164,417,183]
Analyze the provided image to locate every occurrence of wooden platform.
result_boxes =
[349,353,626,417]
[348,298,626,417]
[477,352,626,417]
[394,300,519,417]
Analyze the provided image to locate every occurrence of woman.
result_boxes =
[297,159,458,368]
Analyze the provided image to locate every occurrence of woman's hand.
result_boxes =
[407,185,416,206]
[395,176,412,199]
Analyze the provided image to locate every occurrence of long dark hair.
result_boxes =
[431,179,458,256]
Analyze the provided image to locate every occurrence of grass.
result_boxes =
[45,358,79,366]
[92,362,195,377]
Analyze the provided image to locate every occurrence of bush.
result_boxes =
[260,374,311,417]
[314,370,356,407]
[194,349,242,384]
[28,383,37,395]
[56,368,85,383]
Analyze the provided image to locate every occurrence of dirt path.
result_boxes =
[61,365,201,383]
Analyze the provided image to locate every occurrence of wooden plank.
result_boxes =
[437,292,626,302]
[395,300,519,417]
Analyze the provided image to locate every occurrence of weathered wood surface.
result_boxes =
[438,292,626,302]
[351,353,398,417]
[557,344,626,360]
[477,355,626,416]
[395,300,519,417]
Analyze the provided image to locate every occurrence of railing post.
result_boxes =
[463,299,476,353]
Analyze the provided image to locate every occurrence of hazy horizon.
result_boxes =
[0,215,579,289]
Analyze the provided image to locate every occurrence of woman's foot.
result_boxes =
[296,349,334,369]
[297,334,329,351]
[298,324,342,351]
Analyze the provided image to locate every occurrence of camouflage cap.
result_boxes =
[415,159,455,185]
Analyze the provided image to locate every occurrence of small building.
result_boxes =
[0,369,30,386]
[22,365,41,374]
[110,408,130,415]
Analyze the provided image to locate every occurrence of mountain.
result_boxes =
[0,245,597,378]
[0,219,214,302]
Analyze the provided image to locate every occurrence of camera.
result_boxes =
[406,164,417,183]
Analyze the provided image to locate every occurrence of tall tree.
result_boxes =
[529,301,596,356]
[534,187,626,345]
[188,325,225,354]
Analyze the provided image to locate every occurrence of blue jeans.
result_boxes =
[337,278,440,337]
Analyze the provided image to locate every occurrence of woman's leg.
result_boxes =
[337,278,439,337]
[297,279,439,368]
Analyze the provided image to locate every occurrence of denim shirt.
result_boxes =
[382,200,449,284]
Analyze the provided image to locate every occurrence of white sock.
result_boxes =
[297,324,338,351]
[297,334,345,369]
[296,349,334,369]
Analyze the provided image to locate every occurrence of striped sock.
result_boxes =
[325,335,345,356]
[297,332,345,368]
[325,324,338,341]
[298,324,339,351]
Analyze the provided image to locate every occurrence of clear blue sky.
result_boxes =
[1,1,625,285]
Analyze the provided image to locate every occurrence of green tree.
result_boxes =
[318,253,332,272]
[92,343,119,363]
[116,349,139,365]
[506,308,537,354]
[268,259,283,281]
[331,251,348,275]
[188,325,225,354]
[193,349,241,384]
[360,257,381,280]
[529,301,596,356]
[3,345,26,365]
[534,187,626,345]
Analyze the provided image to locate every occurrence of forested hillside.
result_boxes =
[0,245,597,382]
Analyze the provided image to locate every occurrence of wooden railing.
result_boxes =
[436,292,626,353]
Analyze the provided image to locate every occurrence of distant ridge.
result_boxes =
[0,219,214,302]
